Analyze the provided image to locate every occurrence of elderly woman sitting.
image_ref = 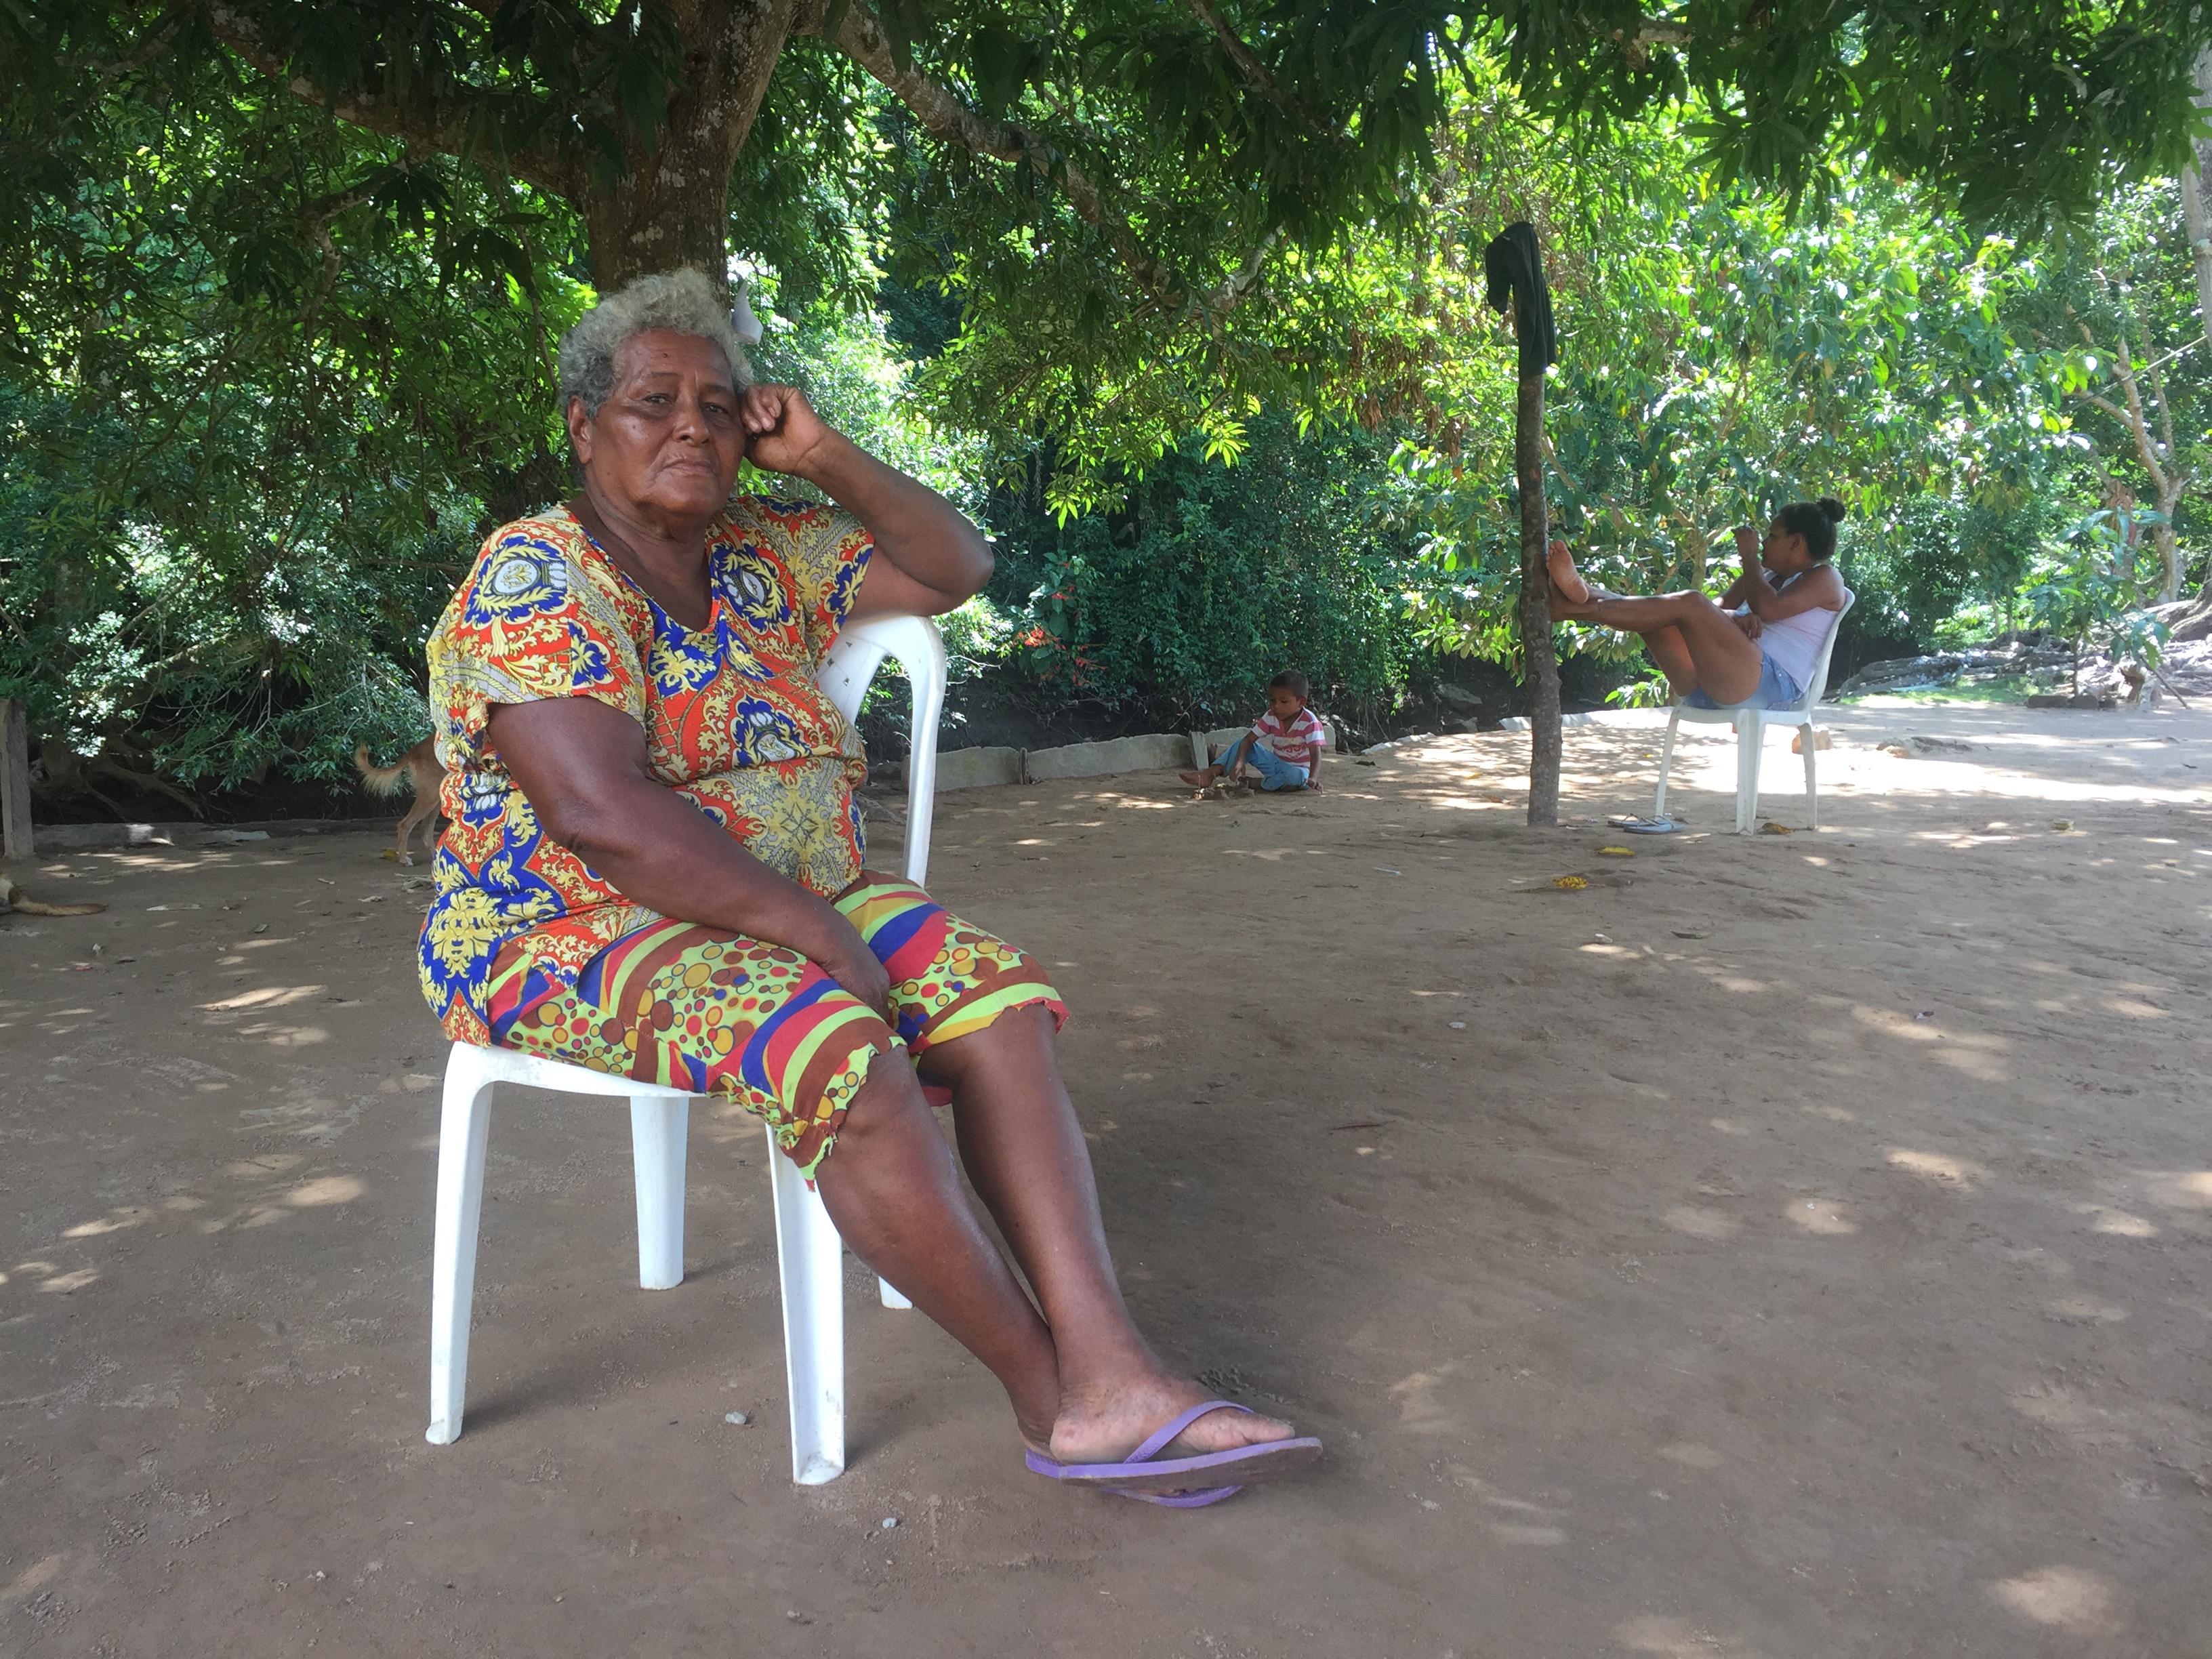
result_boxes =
[416,270,1317,1504]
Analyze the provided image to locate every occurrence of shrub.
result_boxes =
[984,414,1419,722]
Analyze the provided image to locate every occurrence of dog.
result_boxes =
[0,880,105,917]
[354,737,447,864]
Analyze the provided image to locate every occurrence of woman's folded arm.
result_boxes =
[486,695,890,1014]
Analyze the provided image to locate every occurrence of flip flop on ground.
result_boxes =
[1024,1401,1324,1508]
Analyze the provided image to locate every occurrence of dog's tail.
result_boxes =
[354,745,413,797]
[3,880,105,917]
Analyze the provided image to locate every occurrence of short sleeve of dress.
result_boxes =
[763,499,874,668]
[430,522,647,767]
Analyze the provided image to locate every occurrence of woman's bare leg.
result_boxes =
[812,1051,1065,1448]
[1643,623,1698,695]
[1549,545,1763,705]
[1563,591,1763,705]
[920,1003,1297,1462]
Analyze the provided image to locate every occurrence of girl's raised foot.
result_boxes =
[1547,538,1591,606]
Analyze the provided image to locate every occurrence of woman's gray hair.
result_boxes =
[557,267,754,419]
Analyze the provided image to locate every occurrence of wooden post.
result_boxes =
[1515,377,1561,826]
[1,699,31,861]
[1485,220,1562,827]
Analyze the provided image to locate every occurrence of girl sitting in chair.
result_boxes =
[1547,497,1849,710]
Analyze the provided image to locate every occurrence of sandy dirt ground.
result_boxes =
[3,701,2209,1659]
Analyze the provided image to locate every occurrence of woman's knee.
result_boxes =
[1655,589,1724,621]
[921,1001,1057,1085]
[828,1048,938,1158]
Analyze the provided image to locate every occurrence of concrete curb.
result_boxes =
[1361,731,1439,754]
[1026,733,1192,782]
[929,717,1353,792]
[930,747,1025,791]
[26,819,373,856]
[1496,712,1601,732]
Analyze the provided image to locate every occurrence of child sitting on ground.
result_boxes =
[1181,670,1329,793]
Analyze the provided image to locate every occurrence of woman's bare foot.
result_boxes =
[1042,1368,1298,1465]
[1547,537,1591,607]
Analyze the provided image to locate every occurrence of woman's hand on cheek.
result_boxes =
[740,384,838,478]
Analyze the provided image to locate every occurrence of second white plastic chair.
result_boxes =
[426,613,949,1485]
[1653,588,1855,834]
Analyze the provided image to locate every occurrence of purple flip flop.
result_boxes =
[1024,1401,1324,1508]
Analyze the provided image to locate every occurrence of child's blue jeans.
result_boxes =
[1226,735,1309,791]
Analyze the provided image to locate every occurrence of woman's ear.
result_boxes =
[566,396,594,466]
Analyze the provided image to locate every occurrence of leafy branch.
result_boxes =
[825,0,1279,318]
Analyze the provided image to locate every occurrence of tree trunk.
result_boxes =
[2173,48,2212,612]
[580,0,800,288]
[2181,169,2212,352]
[1683,520,1710,594]
[1516,373,1561,826]
[2184,49,2212,356]
[2153,495,2182,604]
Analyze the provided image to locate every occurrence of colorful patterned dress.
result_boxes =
[417,500,1062,1174]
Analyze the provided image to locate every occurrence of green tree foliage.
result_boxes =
[13,2,2206,434]
[1360,83,2205,684]
[983,413,1419,724]
[2024,506,2172,687]
[1840,498,2043,655]
[5,5,2211,795]
[881,0,2211,501]
[2010,179,2209,600]
[1,72,583,791]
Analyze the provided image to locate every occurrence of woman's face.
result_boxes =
[568,329,747,526]
[1760,519,1811,573]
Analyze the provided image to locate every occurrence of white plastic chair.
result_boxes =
[1653,588,1855,834]
[426,613,949,1485]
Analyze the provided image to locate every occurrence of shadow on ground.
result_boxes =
[3,705,2209,1657]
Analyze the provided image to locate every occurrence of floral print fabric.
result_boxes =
[419,499,873,1042]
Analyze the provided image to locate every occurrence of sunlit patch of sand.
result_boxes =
[1988,1565,2118,1632]
[285,1175,365,1206]
[1885,1148,1988,1191]
[199,983,327,1011]
[1388,1363,1465,1433]
[2071,1203,2156,1237]
[1663,1206,1740,1240]
[2141,1170,2212,1210]
[1786,1199,1854,1234]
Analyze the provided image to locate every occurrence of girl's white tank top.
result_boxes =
[1759,575,1838,691]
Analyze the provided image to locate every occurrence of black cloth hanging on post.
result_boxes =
[1483,218,1564,823]
[1482,220,1557,378]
